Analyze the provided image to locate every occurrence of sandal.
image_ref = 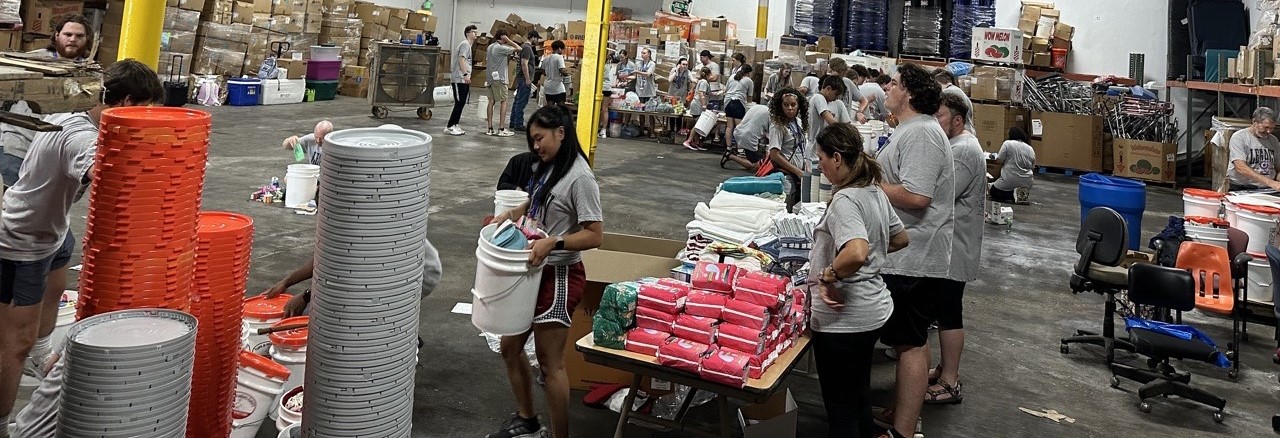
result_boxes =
[924,379,963,405]
[720,149,735,169]
[928,364,942,385]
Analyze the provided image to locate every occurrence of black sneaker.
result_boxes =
[486,414,545,438]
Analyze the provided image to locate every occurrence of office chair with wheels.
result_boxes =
[1175,241,1251,380]
[1109,262,1230,423]
[1061,207,1137,363]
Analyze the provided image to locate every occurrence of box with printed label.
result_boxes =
[971,27,1024,64]
[1113,139,1176,182]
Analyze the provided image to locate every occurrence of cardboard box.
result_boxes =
[1113,139,1176,182]
[490,20,517,39]
[1032,52,1051,67]
[160,30,197,54]
[1041,7,1061,18]
[1017,18,1036,35]
[165,8,201,32]
[972,27,1024,64]
[360,23,386,38]
[1020,5,1042,22]
[816,35,836,53]
[739,389,799,438]
[970,66,1019,102]
[385,9,406,31]
[0,31,18,52]
[276,58,306,79]
[168,0,207,11]
[24,0,85,35]
[1031,111,1104,171]
[972,104,1029,153]
[1030,37,1049,53]
[405,12,431,31]
[566,20,586,40]
[353,1,387,26]
[252,0,272,14]
[1053,22,1074,41]
[0,76,99,113]
[697,18,729,41]
[191,47,246,77]
[569,233,684,390]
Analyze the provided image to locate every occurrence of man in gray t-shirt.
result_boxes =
[1228,106,1280,190]
[445,25,478,136]
[541,42,568,104]
[934,69,975,134]
[874,63,955,438]
[485,30,521,137]
[510,31,543,132]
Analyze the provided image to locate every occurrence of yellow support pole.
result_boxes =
[756,0,768,39]
[117,0,165,69]
[576,0,611,166]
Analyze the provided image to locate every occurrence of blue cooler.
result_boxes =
[227,78,262,106]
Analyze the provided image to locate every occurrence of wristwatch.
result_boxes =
[554,236,565,250]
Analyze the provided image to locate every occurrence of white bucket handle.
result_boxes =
[473,269,536,305]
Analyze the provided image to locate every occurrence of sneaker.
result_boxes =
[683,140,700,151]
[486,128,497,136]
[486,414,545,438]
[446,126,465,136]
[599,128,608,139]
[498,129,516,137]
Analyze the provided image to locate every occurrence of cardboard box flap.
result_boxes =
[738,389,799,438]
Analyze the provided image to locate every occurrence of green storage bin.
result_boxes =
[305,80,338,101]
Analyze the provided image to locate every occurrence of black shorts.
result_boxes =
[725,100,746,119]
[0,232,75,306]
[546,93,567,104]
[935,279,966,331]
[707,100,723,112]
[743,149,762,162]
[989,186,1015,203]
[879,275,950,348]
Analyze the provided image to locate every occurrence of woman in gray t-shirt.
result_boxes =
[488,104,603,438]
[808,123,908,438]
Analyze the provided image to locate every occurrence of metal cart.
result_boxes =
[368,42,440,120]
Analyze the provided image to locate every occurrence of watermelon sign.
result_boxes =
[972,27,1024,65]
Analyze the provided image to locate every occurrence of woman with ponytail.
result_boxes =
[488,104,604,438]
[808,123,909,438]
[722,63,755,150]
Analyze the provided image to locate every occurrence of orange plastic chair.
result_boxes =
[1175,241,1247,379]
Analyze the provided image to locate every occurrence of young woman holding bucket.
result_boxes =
[808,123,908,438]
[487,104,604,438]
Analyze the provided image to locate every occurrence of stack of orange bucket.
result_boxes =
[187,212,254,437]
[78,107,211,319]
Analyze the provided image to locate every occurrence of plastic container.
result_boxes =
[1183,188,1224,218]
[306,60,341,81]
[274,385,303,431]
[277,422,300,438]
[50,290,77,350]
[1079,173,1146,250]
[433,85,455,103]
[694,110,719,136]
[494,190,528,216]
[230,351,291,438]
[1236,203,1280,254]
[1247,252,1273,303]
[305,80,338,101]
[285,164,320,208]
[261,79,307,105]
[309,45,341,62]
[267,316,308,422]
[227,78,262,106]
[242,294,293,355]
[472,223,545,336]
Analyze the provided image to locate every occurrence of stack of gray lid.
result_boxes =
[58,309,198,437]
[303,125,431,437]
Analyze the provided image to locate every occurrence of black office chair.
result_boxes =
[1061,207,1137,363]
[1109,262,1229,423]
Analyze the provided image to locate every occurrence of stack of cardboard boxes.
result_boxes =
[1016,1,1072,70]
[318,0,360,66]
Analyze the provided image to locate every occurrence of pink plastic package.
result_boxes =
[684,289,728,319]
[657,338,712,374]
[690,261,738,293]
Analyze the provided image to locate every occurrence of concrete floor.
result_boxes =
[46,97,1280,437]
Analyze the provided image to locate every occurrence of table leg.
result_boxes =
[717,394,733,438]
[614,374,643,438]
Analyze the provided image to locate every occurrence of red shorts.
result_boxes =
[533,262,586,327]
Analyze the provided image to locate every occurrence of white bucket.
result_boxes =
[1183,189,1223,218]
[433,85,455,104]
[230,352,290,438]
[1247,253,1273,303]
[274,385,303,432]
[50,290,77,350]
[277,423,300,438]
[267,317,307,422]
[856,124,875,150]
[1190,234,1229,249]
[1236,204,1280,254]
[241,295,289,356]
[284,164,320,208]
[471,223,545,336]
[694,110,719,137]
[494,190,529,216]
[1224,200,1241,227]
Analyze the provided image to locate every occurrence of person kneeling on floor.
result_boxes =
[988,126,1035,204]
[281,120,333,166]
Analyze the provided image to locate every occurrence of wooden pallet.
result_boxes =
[1036,166,1092,177]
[972,98,1020,106]
[1263,77,1280,86]
[898,54,947,64]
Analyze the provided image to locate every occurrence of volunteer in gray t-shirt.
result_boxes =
[873,63,955,438]
[990,127,1036,203]
[1228,106,1280,191]
[927,93,986,405]
[809,123,907,438]
[485,30,521,137]
[445,25,478,135]
[725,103,770,172]
[488,105,602,438]
[542,41,569,104]
[934,69,975,134]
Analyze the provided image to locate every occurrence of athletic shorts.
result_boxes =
[546,93,567,104]
[935,279,966,331]
[533,262,586,327]
[489,81,510,102]
[0,232,75,306]
[879,275,949,348]
[743,149,763,163]
[725,100,746,119]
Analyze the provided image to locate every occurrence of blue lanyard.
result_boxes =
[789,121,804,158]
[526,171,552,220]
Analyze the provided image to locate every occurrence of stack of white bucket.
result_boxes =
[494,190,528,216]
[1187,189,1278,305]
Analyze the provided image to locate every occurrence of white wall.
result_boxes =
[994,0,1168,82]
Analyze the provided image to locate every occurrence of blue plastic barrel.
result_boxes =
[1078,173,1147,250]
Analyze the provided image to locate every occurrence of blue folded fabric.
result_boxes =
[720,174,785,195]
[492,222,529,250]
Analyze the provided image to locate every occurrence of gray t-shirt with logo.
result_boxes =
[529,155,604,266]
[949,133,986,283]
[808,186,901,333]
[486,43,518,85]
[878,114,955,279]
[0,112,96,261]
[451,40,472,84]
[1228,130,1280,187]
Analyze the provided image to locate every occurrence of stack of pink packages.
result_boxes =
[619,262,810,388]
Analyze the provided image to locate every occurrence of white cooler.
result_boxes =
[261,79,306,105]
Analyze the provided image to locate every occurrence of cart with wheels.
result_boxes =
[367,42,440,120]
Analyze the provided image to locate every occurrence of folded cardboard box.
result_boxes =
[0,76,100,113]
